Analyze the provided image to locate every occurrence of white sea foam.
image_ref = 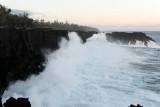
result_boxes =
[147,40,160,48]
[2,32,160,107]
[128,40,160,48]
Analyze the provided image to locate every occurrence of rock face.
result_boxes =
[3,97,31,107]
[76,31,98,42]
[0,97,2,107]
[0,28,69,95]
[130,104,143,107]
[0,28,97,95]
[106,32,155,46]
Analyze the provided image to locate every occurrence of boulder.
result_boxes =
[130,104,143,107]
[3,97,31,107]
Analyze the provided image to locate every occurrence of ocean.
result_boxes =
[2,31,160,107]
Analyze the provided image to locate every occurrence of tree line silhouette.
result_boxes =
[0,4,99,32]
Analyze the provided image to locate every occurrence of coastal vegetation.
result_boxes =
[0,4,99,32]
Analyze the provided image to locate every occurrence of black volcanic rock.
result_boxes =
[76,31,98,42]
[0,97,2,107]
[28,29,69,53]
[106,32,155,46]
[0,28,97,96]
[130,104,143,107]
[0,28,70,95]
[3,97,31,107]
[0,28,45,95]
[43,30,69,50]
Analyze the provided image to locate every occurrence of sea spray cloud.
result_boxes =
[2,32,86,107]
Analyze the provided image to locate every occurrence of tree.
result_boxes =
[0,4,99,32]
[23,12,29,27]
[0,4,12,26]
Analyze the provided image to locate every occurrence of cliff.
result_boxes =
[0,28,97,95]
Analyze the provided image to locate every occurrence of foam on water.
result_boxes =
[2,32,160,107]
[147,40,160,48]
[128,40,160,48]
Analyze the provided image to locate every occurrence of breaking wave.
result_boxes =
[2,32,160,107]
[128,40,160,48]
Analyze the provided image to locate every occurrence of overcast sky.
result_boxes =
[1,0,160,31]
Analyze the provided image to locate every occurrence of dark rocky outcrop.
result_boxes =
[0,28,97,96]
[0,28,44,95]
[3,97,31,107]
[130,104,143,107]
[0,97,2,107]
[76,31,98,42]
[0,96,144,107]
[106,32,155,46]
[0,28,69,95]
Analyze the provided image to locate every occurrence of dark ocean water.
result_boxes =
[2,31,160,107]
[129,31,160,93]
[144,31,160,42]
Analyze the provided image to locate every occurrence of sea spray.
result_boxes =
[127,40,160,48]
[87,33,106,42]
[2,32,86,107]
[2,32,160,107]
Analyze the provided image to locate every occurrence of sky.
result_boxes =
[1,0,160,31]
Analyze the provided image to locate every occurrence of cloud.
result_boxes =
[89,24,160,31]
[10,9,56,21]
[10,9,47,20]
[11,9,31,15]
[11,9,43,16]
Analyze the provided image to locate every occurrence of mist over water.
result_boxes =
[2,32,160,107]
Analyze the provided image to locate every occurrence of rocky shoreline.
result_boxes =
[0,28,155,106]
[0,96,143,107]
[0,28,97,95]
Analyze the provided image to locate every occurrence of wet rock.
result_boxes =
[3,97,31,107]
[76,31,98,42]
[130,104,143,107]
[0,97,2,107]
[106,32,155,46]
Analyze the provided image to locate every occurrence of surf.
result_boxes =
[2,32,160,107]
